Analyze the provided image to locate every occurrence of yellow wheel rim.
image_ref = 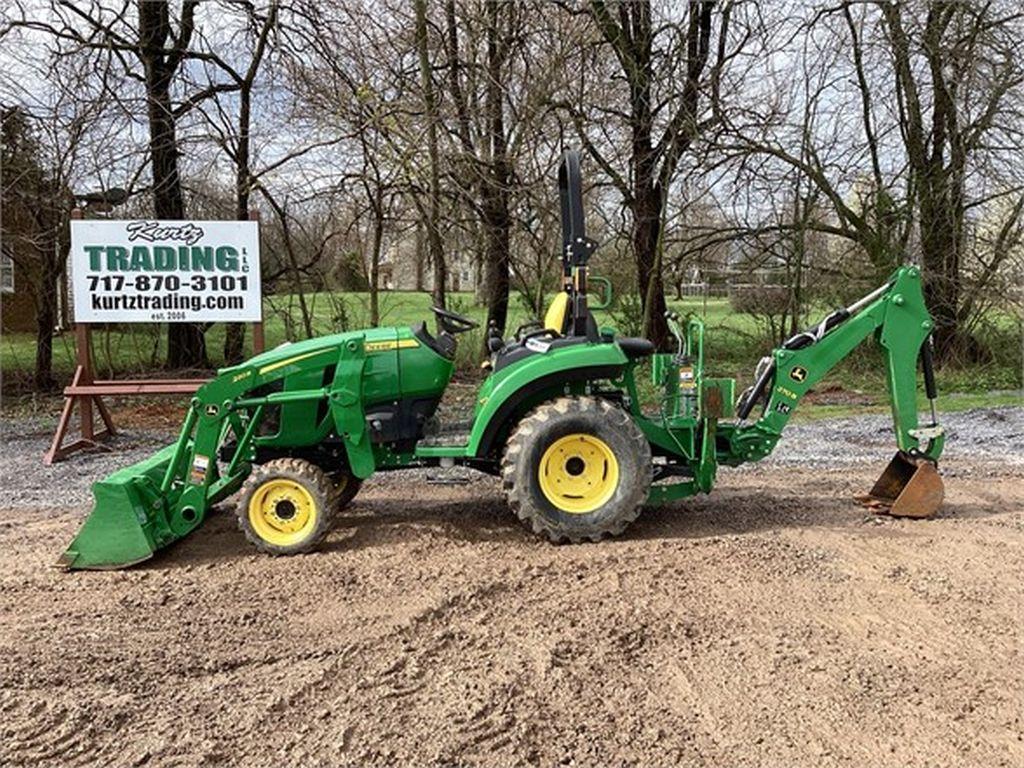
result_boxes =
[247,478,318,547]
[538,433,620,514]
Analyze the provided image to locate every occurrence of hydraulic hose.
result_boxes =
[737,357,775,421]
[921,335,937,400]
[921,334,938,425]
[737,281,893,420]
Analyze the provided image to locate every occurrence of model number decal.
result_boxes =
[775,384,798,400]
[364,339,419,352]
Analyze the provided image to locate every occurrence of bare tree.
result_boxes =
[716,1,1024,362]
[415,0,446,311]
[189,0,279,363]
[4,0,246,368]
[558,0,740,347]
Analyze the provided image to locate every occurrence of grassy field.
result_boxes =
[2,290,1020,415]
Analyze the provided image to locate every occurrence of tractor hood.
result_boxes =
[220,326,403,381]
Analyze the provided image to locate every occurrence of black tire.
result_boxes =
[501,396,651,543]
[236,458,336,555]
[333,471,363,510]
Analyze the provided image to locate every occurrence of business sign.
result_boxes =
[70,219,261,323]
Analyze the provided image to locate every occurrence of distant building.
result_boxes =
[383,230,479,293]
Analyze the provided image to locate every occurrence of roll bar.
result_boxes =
[557,150,598,338]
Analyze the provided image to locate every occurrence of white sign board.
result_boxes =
[70,219,261,323]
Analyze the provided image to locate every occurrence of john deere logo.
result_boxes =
[789,366,808,383]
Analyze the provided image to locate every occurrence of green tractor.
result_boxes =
[59,152,945,569]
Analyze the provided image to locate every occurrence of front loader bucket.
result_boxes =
[856,451,944,519]
[58,444,179,570]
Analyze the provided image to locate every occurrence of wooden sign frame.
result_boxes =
[44,210,265,465]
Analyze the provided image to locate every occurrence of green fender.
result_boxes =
[466,341,629,459]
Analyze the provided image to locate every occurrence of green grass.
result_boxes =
[2,290,1021,409]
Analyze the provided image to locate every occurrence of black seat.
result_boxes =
[616,337,656,360]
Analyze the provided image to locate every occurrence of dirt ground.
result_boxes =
[0,409,1022,767]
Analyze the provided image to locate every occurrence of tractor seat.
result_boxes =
[616,337,656,360]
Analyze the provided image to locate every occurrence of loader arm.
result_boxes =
[719,266,945,467]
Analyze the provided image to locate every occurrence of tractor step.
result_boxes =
[426,476,471,485]
[418,419,472,447]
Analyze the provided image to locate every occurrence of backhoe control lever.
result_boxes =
[664,310,685,357]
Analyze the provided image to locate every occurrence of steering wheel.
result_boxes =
[432,306,479,335]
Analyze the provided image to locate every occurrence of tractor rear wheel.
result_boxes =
[237,458,336,555]
[502,396,651,543]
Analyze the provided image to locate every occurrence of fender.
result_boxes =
[467,341,628,459]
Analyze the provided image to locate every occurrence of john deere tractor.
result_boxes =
[59,152,945,569]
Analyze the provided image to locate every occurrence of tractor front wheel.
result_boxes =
[237,458,336,555]
[502,396,651,543]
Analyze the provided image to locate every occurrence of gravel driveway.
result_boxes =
[2,405,1020,509]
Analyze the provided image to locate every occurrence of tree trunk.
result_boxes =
[918,93,963,357]
[481,0,511,352]
[139,1,207,369]
[880,2,971,363]
[583,0,717,351]
[33,235,60,390]
[919,190,961,358]
[626,9,669,349]
[223,85,253,365]
[415,0,446,311]
[633,170,669,346]
[369,201,384,327]
[635,203,669,346]
[414,218,425,291]
[481,188,511,347]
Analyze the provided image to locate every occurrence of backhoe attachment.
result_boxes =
[722,266,946,519]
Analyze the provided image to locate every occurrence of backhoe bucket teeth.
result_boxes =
[857,451,944,519]
[58,445,179,570]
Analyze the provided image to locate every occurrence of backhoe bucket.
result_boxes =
[857,451,944,518]
[57,444,178,570]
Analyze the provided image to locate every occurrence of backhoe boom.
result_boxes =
[721,266,944,467]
